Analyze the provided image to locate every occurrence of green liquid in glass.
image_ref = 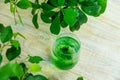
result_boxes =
[51,36,80,70]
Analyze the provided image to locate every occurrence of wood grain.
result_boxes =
[0,0,120,80]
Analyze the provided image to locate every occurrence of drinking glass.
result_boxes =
[51,33,80,70]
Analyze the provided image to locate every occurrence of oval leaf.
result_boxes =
[17,0,32,9]
[29,64,41,72]
[12,63,24,78]
[81,4,101,16]
[6,46,21,61]
[32,14,39,29]
[41,13,51,23]
[50,13,60,35]
[28,56,43,63]
[62,8,78,26]
[0,63,12,80]
[0,26,13,43]
[70,7,87,31]
[81,0,107,16]
[41,3,54,11]
[0,63,23,80]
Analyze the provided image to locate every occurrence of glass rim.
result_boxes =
[52,32,81,56]
[56,32,81,44]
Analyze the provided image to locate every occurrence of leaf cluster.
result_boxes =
[0,23,24,63]
[4,0,107,35]
[0,23,48,80]
[0,23,84,80]
[0,60,48,80]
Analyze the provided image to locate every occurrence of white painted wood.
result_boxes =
[0,0,120,80]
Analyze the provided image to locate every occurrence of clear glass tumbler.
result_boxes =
[51,33,80,70]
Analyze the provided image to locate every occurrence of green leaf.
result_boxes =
[31,9,37,15]
[70,7,87,31]
[44,11,56,17]
[41,3,54,11]
[60,11,68,28]
[62,8,78,26]
[28,56,43,63]
[77,77,84,80]
[41,11,56,23]
[0,23,4,32]
[61,20,68,28]
[9,76,19,80]
[41,13,51,23]
[26,74,48,80]
[12,63,24,78]
[98,0,107,13]
[10,40,20,50]
[48,0,58,7]
[81,4,101,16]
[20,63,28,74]
[4,0,10,4]
[30,2,41,9]
[6,46,21,61]
[33,75,48,80]
[0,63,13,80]
[29,64,41,72]
[50,13,60,35]
[81,0,107,16]
[83,0,98,6]
[0,63,23,80]
[79,0,85,3]
[51,12,59,21]
[32,14,39,29]
[26,74,34,80]
[58,0,65,6]
[65,0,78,6]
[0,54,2,65]
[17,0,32,9]
[0,26,13,43]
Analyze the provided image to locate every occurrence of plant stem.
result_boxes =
[10,0,17,24]
[21,69,28,80]
[13,10,18,25]
[0,43,9,54]
[16,8,24,25]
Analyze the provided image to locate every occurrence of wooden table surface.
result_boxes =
[0,0,120,80]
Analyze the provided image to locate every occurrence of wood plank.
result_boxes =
[0,0,120,80]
